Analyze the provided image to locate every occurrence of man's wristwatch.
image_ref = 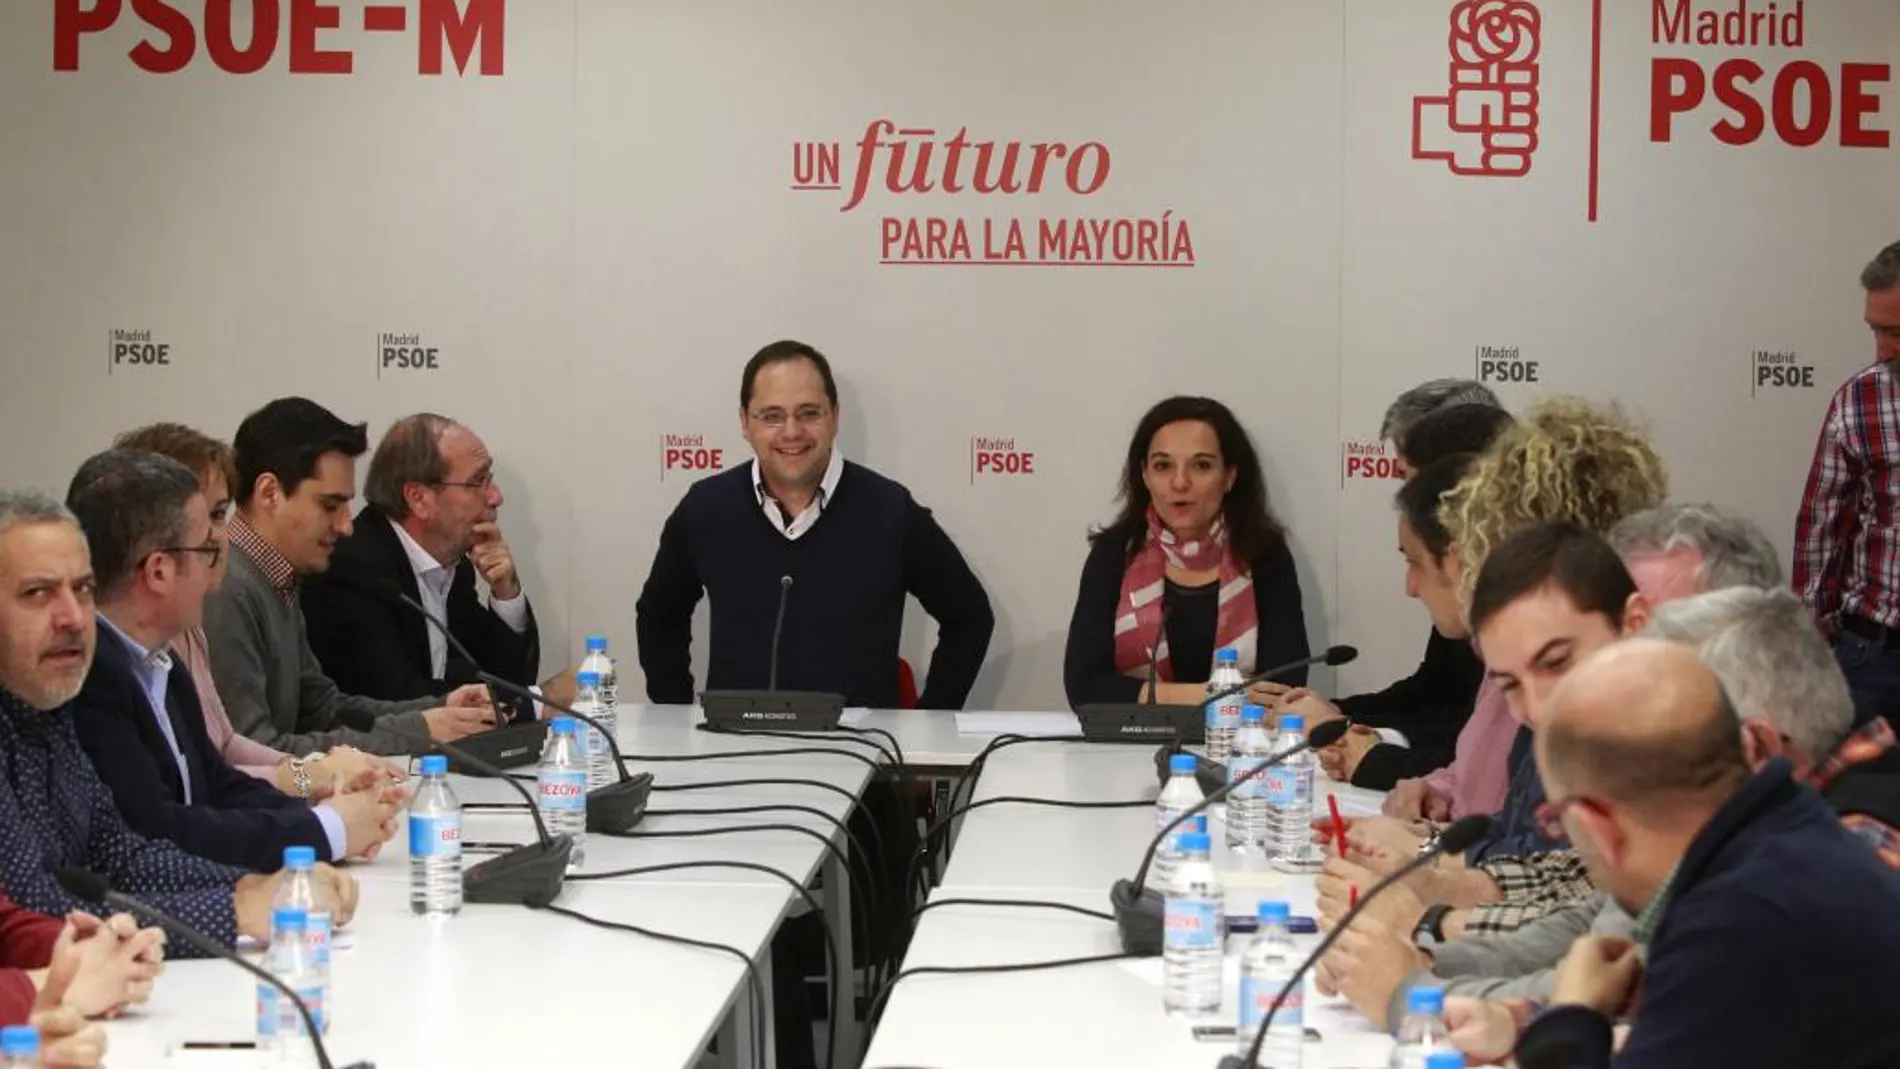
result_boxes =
[1415,825,1442,858]
[1412,903,1454,948]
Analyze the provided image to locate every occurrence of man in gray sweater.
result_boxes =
[203,398,497,757]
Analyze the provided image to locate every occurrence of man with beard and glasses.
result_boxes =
[1796,238,1900,731]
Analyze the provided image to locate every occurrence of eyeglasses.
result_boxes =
[157,542,224,569]
[748,406,831,429]
[1533,795,1607,840]
[434,472,496,492]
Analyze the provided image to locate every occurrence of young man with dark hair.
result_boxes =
[204,398,496,757]
[65,449,398,871]
[299,413,542,717]
[1273,398,1517,788]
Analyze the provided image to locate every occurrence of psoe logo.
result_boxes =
[971,437,1034,482]
[660,434,724,481]
[53,0,504,76]
[108,328,170,375]
[1412,0,1543,178]
[377,332,440,377]
[1751,348,1816,395]
[1341,440,1404,486]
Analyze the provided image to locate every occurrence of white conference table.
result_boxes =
[109,880,792,1069]
[863,737,1403,1069]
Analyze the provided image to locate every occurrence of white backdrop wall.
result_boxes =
[3,0,1896,711]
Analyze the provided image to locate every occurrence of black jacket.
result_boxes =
[301,508,540,715]
[1337,628,1483,788]
[70,621,332,871]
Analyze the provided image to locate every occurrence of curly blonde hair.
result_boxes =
[1440,396,1669,605]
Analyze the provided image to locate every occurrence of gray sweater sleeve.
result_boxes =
[205,575,432,757]
[1385,893,1608,1029]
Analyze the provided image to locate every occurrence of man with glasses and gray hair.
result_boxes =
[300,414,543,718]
[1609,502,1783,604]
[65,450,399,871]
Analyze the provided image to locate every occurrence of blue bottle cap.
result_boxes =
[549,717,578,735]
[1190,814,1208,833]
[1279,714,1305,733]
[576,671,601,688]
[1409,984,1447,1015]
[1424,1052,1465,1069]
[282,845,315,869]
[1215,648,1239,663]
[1177,831,1210,853]
[585,635,608,652]
[1257,900,1291,924]
[272,907,308,932]
[1169,754,1198,774]
[1241,703,1265,723]
[418,755,448,775]
[0,1027,38,1058]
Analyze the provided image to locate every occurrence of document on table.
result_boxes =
[839,708,872,728]
[954,711,1082,737]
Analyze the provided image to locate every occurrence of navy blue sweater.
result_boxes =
[1517,759,1900,1069]
[634,461,994,710]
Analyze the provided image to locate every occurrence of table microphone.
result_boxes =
[700,572,846,730]
[1218,814,1494,1069]
[393,731,572,906]
[1204,645,1359,708]
[476,671,652,835]
[1110,718,1349,955]
[55,868,373,1069]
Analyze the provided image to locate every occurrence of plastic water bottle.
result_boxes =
[408,754,462,918]
[580,635,619,711]
[257,906,325,1051]
[274,845,332,1027]
[1266,714,1322,872]
[1162,830,1224,1018]
[1389,985,1453,1069]
[1423,1053,1465,1069]
[572,671,617,792]
[1204,648,1245,761]
[0,1026,38,1069]
[1227,704,1273,857]
[1154,753,1206,890]
[537,717,589,869]
[1238,900,1303,1067]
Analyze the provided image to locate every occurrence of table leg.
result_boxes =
[719,940,777,1069]
[822,846,857,1069]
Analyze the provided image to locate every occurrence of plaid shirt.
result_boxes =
[1795,364,1900,634]
[225,514,299,607]
[1808,718,1900,869]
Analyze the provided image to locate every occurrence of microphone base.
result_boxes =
[1109,878,1166,957]
[586,773,655,834]
[464,837,571,907]
[1076,703,1205,745]
[1215,1058,1253,1069]
[436,720,548,776]
[1151,744,1227,796]
[700,690,846,732]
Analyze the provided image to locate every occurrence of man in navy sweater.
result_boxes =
[635,339,994,709]
[1475,637,1900,1068]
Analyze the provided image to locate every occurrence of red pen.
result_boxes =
[1327,792,1348,855]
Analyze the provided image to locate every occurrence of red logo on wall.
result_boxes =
[660,434,724,482]
[1340,440,1405,487]
[1412,0,1544,178]
[788,120,1195,269]
[971,437,1035,482]
[53,0,505,76]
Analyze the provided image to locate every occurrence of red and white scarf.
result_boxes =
[1112,508,1258,681]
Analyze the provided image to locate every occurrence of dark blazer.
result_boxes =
[70,621,332,871]
[301,508,540,716]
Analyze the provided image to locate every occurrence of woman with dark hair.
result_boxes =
[1063,397,1310,708]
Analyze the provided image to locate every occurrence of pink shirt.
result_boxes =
[1422,675,1515,818]
[174,626,290,782]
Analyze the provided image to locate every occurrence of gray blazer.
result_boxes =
[203,544,434,756]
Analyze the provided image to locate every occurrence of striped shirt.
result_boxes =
[1795,364,1900,634]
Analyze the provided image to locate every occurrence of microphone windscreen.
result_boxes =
[1324,645,1359,667]
[56,867,112,904]
[1307,719,1350,749]
[1438,814,1495,854]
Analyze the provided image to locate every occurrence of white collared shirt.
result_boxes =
[388,518,530,679]
[752,449,844,541]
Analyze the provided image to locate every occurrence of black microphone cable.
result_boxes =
[906,790,1149,900]
[862,943,1138,1038]
[568,860,841,1069]
[698,723,902,769]
[531,901,769,1069]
